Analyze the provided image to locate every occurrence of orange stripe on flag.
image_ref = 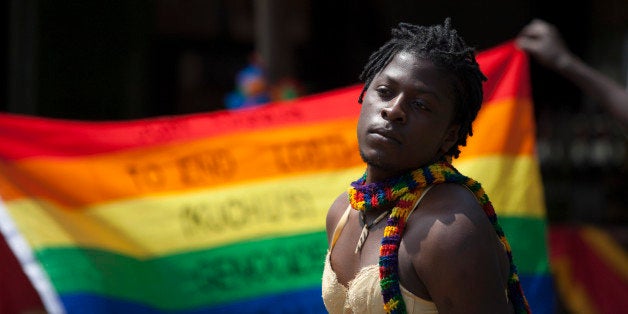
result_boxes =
[0,119,361,208]
[458,97,535,160]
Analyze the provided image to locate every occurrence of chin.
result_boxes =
[359,149,397,171]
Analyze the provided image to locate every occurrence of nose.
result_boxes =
[381,97,406,123]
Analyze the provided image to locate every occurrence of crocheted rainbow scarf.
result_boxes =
[348,161,530,314]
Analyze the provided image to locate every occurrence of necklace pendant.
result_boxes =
[354,224,369,254]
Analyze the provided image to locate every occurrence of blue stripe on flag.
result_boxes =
[520,273,556,314]
[60,286,326,314]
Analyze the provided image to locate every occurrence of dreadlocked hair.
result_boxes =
[358,18,487,159]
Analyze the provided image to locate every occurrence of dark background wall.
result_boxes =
[6,0,625,118]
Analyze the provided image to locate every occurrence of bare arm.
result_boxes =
[411,185,513,313]
[516,19,628,127]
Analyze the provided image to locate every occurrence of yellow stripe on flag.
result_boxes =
[7,167,364,257]
[455,155,546,218]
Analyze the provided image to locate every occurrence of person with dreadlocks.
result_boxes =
[322,19,530,313]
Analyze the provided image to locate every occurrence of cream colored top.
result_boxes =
[322,186,438,314]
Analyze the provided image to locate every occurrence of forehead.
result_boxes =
[379,51,454,90]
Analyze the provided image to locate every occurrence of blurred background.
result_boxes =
[4,0,627,223]
[2,0,628,312]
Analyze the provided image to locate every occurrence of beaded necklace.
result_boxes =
[348,161,530,314]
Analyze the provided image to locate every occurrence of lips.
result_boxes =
[368,127,401,144]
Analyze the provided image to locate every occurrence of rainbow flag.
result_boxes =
[0,41,554,313]
[454,42,555,313]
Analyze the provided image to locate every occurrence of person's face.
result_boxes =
[357,51,460,182]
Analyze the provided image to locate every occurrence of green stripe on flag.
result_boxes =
[35,216,548,311]
[37,231,328,310]
[500,216,550,275]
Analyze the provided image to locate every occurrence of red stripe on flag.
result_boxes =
[478,41,531,103]
[0,86,362,160]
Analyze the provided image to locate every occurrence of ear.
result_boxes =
[439,124,460,154]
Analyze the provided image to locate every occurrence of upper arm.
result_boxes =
[412,186,512,313]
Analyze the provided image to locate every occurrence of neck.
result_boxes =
[364,156,450,184]
[364,166,405,184]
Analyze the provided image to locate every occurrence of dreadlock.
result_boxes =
[358,18,487,159]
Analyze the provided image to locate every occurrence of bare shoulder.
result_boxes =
[408,184,495,263]
[405,183,512,312]
[408,183,492,238]
[325,192,350,245]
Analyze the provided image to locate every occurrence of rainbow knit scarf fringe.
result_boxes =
[348,161,531,314]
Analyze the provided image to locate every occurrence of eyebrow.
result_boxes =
[378,73,442,102]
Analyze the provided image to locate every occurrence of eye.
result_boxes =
[413,99,431,112]
[375,86,393,100]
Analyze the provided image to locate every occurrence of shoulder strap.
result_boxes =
[405,185,434,221]
[331,185,434,249]
[330,205,352,249]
